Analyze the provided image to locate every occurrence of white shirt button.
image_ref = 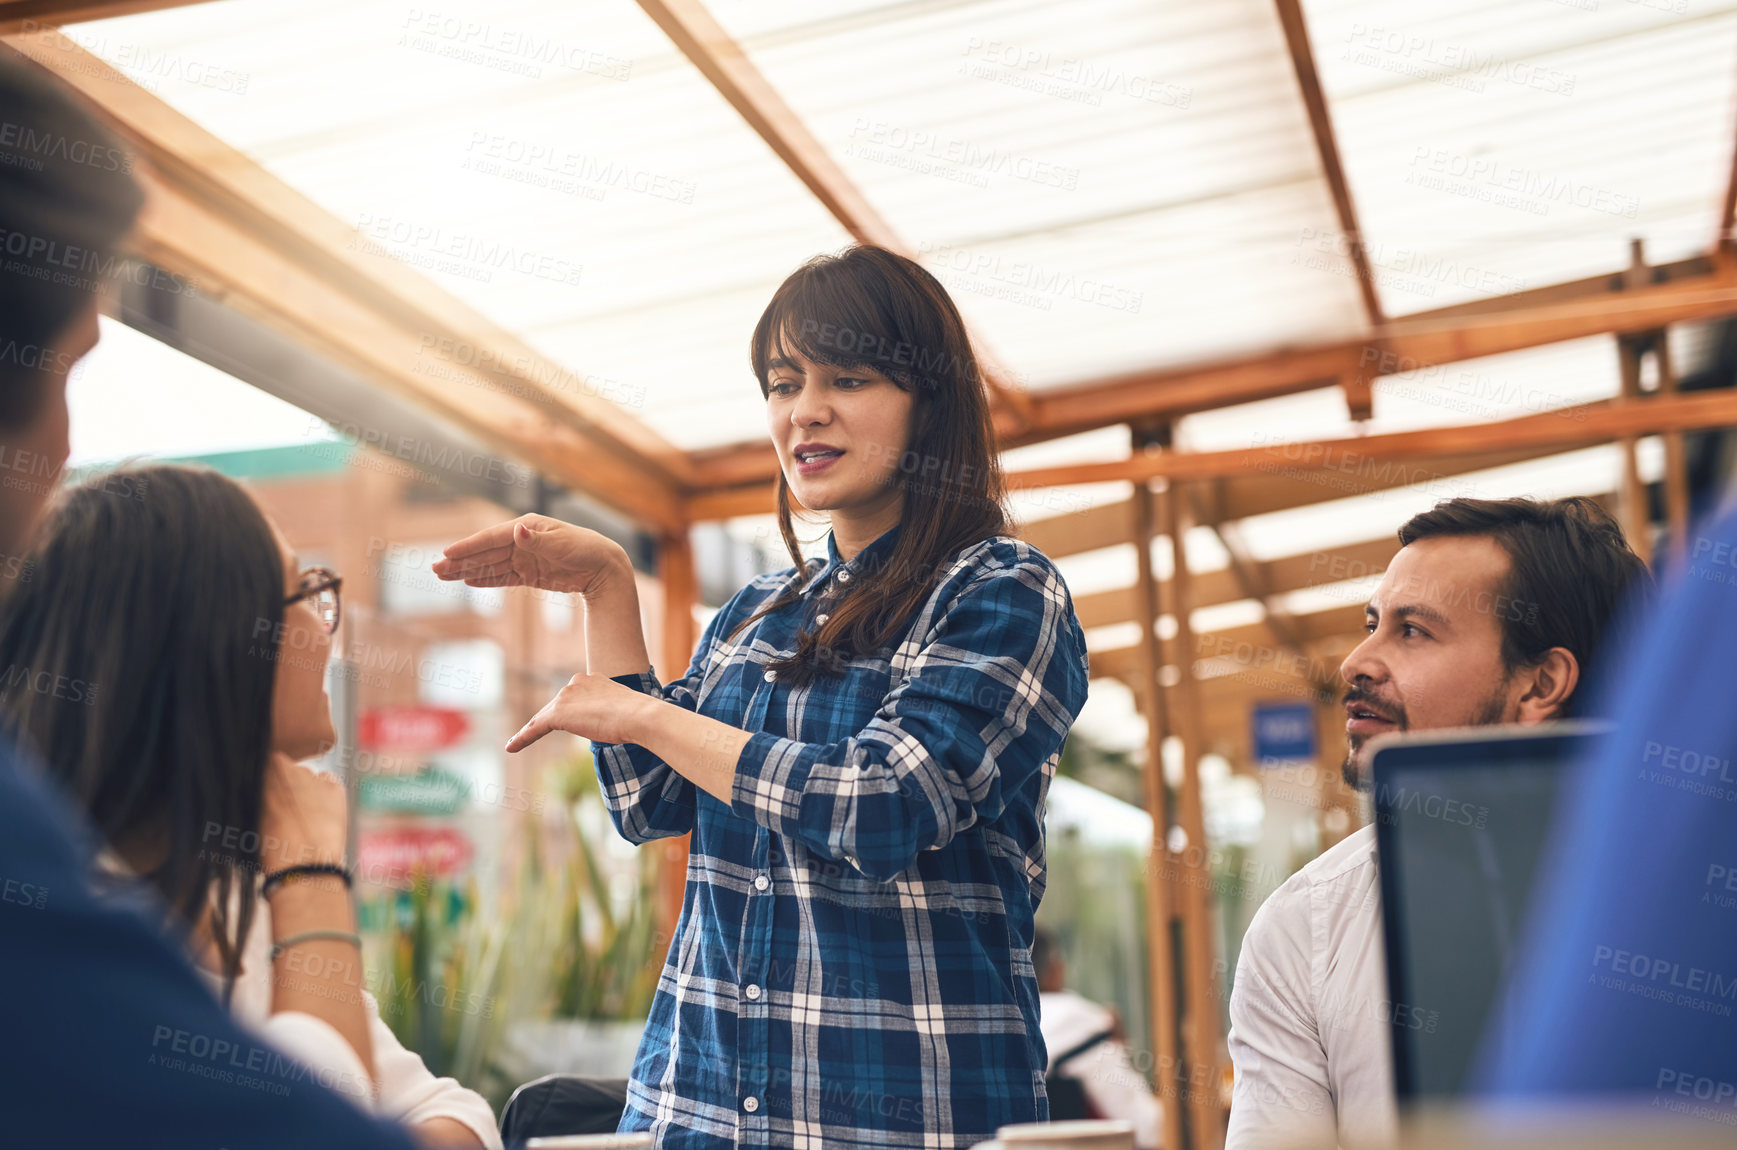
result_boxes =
[763,669,776,682]
[743,1096,759,1113]
[815,613,830,625]
[836,569,851,583]
[745,984,761,1001]
[754,874,770,891]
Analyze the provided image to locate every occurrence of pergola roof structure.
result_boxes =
[7,0,1737,754]
[8,3,1737,1144]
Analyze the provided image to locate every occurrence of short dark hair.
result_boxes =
[1397,496,1651,710]
[0,46,144,425]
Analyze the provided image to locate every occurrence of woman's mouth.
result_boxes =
[796,449,844,476]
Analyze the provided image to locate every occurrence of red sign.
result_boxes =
[358,827,474,888]
[358,706,470,752]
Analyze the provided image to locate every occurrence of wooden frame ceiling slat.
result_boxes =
[686,256,1737,501]
[1072,535,1399,631]
[10,5,1737,537]
[1273,0,1383,330]
[1009,390,1737,489]
[1088,604,1368,685]
[631,0,1037,434]
[0,0,214,34]
[690,386,1737,521]
[2,30,696,530]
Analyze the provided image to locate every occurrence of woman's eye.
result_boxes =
[1401,623,1426,639]
[834,376,868,389]
[769,380,798,396]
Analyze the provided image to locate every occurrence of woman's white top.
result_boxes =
[94,853,500,1147]
[202,895,502,1148]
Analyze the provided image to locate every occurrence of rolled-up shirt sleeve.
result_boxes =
[728,554,1088,881]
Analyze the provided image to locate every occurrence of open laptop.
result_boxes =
[1371,722,1604,1103]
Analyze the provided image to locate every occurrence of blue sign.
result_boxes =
[1252,702,1316,765]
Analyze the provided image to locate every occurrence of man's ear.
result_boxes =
[1515,647,1580,723]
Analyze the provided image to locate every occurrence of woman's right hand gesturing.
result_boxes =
[432,513,630,597]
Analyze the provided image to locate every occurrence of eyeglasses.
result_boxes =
[285,567,343,634]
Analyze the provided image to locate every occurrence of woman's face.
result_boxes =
[269,523,337,761]
[764,345,915,516]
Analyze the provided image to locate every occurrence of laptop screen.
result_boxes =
[1372,725,1597,1100]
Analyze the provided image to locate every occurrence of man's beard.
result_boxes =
[1339,683,1510,792]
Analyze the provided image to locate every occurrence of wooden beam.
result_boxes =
[1156,480,1227,1150]
[1656,334,1691,565]
[0,0,216,34]
[1614,243,1654,565]
[1614,339,1652,566]
[631,0,1035,432]
[655,529,696,952]
[1032,264,1737,436]
[1192,482,1316,669]
[4,29,694,532]
[688,434,1566,524]
[1006,391,1737,490]
[684,255,1737,503]
[1073,532,1389,630]
[1091,604,1369,685]
[1212,444,1552,520]
[633,0,898,249]
[1130,476,1185,1150]
[1022,444,1557,570]
[1722,100,1737,249]
[1273,0,1384,329]
[1397,254,1712,323]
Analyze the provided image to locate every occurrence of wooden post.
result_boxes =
[1131,470,1185,1150]
[1615,337,1654,566]
[656,528,697,951]
[1157,474,1228,1150]
[1655,331,1691,565]
[1617,242,1655,565]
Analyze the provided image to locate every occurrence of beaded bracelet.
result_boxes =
[261,862,352,899]
[269,929,362,964]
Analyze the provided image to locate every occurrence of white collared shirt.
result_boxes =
[1225,826,1399,1150]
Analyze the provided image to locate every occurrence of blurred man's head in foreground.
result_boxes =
[0,46,143,554]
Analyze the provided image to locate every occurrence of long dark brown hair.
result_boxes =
[0,465,284,998]
[732,246,1007,685]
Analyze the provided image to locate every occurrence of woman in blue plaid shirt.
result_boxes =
[437,246,1091,1148]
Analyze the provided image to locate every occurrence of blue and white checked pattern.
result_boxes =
[592,525,1090,1149]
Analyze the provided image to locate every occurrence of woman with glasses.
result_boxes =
[0,464,500,1149]
[437,246,1091,1148]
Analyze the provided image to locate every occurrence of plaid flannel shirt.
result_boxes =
[591,524,1090,1149]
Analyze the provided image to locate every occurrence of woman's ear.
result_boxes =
[1515,647,1580,722]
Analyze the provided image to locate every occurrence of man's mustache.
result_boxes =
[1342,686,1405,727]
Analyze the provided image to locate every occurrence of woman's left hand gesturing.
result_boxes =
[506,673,650,751]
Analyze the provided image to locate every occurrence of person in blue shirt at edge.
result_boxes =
[1474,497,1737,1114]
[0,47,421,1149]
[435,245,1093,1148]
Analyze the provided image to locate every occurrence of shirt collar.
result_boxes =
[810,522,902,594]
